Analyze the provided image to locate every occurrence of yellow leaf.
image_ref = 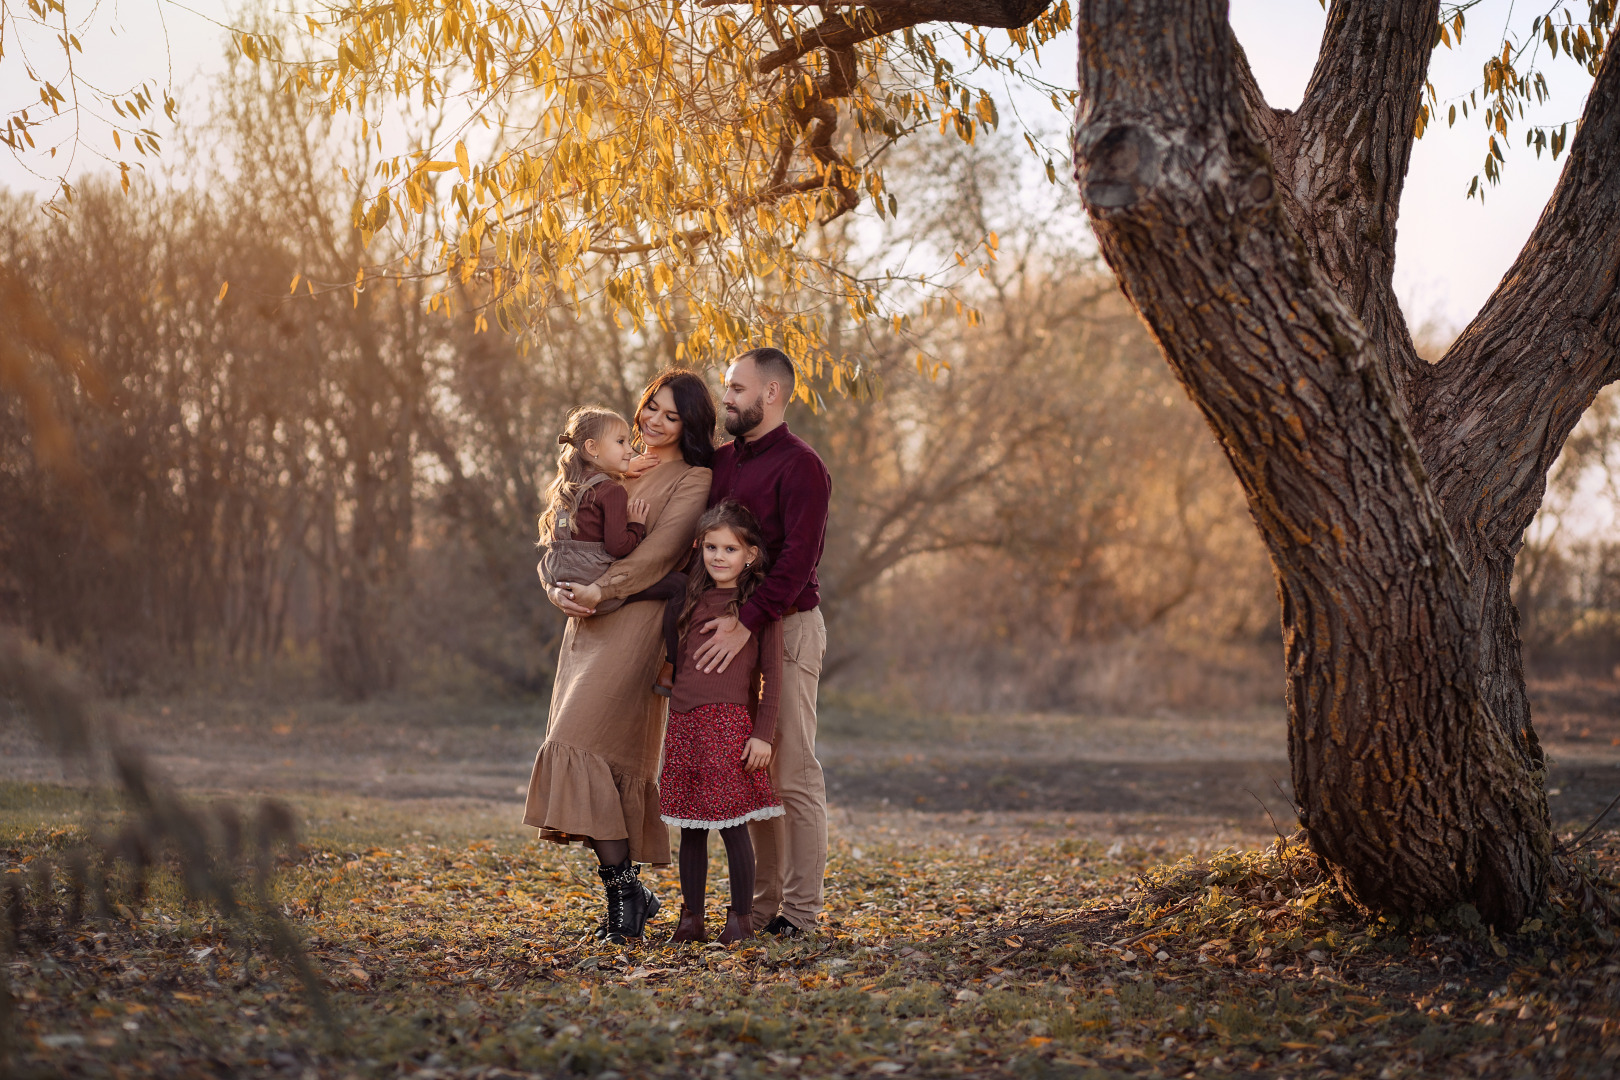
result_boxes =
[455,140,470,181]
[289,273,301,294]
[217,281,229,301]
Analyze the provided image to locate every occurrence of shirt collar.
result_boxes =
[736,422,791,460]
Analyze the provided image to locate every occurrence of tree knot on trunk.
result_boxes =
[1075,119,1278,226]
[1073,124,1163,212]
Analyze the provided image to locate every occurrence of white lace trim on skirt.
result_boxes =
[660,804,785,830]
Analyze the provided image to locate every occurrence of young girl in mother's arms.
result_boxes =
[537,405,688,695]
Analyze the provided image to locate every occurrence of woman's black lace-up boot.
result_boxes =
[595,858,660,943]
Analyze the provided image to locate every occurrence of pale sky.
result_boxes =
[0,0,1595,334]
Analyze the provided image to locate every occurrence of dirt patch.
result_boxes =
[3,693,1616,837]
[823,751,1297,820]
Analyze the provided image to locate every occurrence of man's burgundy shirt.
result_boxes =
[707,423,831,635]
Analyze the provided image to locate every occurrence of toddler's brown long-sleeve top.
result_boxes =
[668,588,784,743]
[570,481,645,557]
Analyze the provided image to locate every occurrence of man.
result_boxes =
[694,347,831,937]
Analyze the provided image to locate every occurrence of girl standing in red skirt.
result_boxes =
[660,501,785,945]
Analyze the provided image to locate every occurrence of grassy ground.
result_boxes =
[4,780,1619,1079]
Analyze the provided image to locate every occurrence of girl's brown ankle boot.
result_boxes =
[670,905,707,943]
[718,908,752,945]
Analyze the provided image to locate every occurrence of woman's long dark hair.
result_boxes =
[677,500,770,643]
[634,368,716,468]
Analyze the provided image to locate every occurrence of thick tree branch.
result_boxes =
[777,44,864,220]
[1401,38,1620,754]
[1278,0,1442,406]
[753,0,1053,74]
[1418,36,1620,568]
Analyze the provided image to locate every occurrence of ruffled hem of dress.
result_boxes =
[659,804,785,830]
[524,740,669,865]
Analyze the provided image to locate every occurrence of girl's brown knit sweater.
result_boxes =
[667,587,784,743]
[569,481,645,556]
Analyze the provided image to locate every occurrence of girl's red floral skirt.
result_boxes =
[659,702,784,829]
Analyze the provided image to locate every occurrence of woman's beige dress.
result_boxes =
[523,460,711,865]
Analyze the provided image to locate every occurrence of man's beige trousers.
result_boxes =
[749,607,828,931]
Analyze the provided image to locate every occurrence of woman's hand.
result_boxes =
[564,580,604,611]
[740,737,773,773]
[624,452,661,479]
[545,581,597,618]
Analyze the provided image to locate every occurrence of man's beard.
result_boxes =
[724,395,765,437]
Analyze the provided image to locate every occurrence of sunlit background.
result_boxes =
[2,0,1615,704]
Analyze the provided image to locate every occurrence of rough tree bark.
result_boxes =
[1059,0,1620,925]
[751,0,1618,923]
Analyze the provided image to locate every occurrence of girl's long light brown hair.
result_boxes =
[677,500,770,642]
[538,405,630,543]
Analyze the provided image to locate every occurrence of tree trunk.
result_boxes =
[1064,0,1620,926]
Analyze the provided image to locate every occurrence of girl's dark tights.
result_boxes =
[678,825,754,916]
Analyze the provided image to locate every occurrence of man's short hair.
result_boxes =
[734,347,796,398]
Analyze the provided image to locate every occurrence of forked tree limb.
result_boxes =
[1418,36,1620,570]
[1395,36,1620,754]
[776,43,864,219]
[740,0,1053,220]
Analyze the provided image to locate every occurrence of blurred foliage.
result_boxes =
[0,56,1282,709]
[1516,386,1620,676]
[5,4,1620,711]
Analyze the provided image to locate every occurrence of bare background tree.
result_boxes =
[2,109,1290,715]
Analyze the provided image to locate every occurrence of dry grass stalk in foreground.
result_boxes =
[3,789,1618,1079]
[0,629,329,1068]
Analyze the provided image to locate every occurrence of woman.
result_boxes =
[524,369,715,943]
